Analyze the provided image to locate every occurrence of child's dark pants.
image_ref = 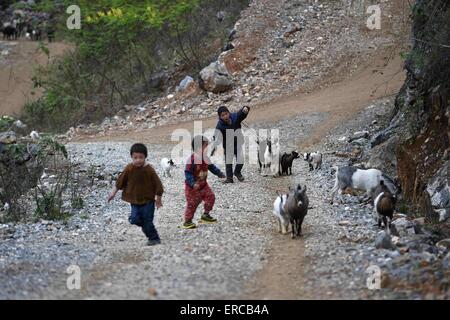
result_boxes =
[129,201,160,241]
[225,145,244,179]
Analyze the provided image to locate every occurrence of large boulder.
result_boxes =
[199,61,233,93]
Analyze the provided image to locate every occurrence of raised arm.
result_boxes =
[236,106,250,123]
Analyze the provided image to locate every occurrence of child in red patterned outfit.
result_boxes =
[182,135,226,229]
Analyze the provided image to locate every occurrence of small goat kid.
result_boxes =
[280,151,300,176]
[372,180,396,231]
[160,158,176,177]
[304,152,322,171]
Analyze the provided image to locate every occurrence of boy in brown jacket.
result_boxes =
[108,143,164,246]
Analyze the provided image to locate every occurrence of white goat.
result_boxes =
[330,166,395,204]
[304,152,322,171]
[160,158,176,177]
[261,139,280,177]
[30,130,40,141]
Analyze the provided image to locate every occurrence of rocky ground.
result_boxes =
[0,41,16,65]
[284,97,450,300]
[1,95,448,299]
[0,141,275,299]
[1,0,448,300]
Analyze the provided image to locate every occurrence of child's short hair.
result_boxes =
[130,143,148,158]
[191,135,209,151]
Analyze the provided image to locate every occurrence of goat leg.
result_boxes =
[291,219,296,239]
[299,215,306,236]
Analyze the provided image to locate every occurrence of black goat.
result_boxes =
[1,25,17,40]
[280,151,300,176]
[284,184,309,238]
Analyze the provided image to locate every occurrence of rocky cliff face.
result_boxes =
[372,0,450,222]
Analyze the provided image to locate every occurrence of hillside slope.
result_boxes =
[0,40,72,116]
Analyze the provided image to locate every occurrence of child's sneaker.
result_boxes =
[200,213,217,224]
[182,221,197,229]
[147,239,161,246]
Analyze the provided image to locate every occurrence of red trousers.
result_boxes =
[184,183,216,221]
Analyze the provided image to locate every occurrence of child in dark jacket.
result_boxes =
[183,135,226,229]
[108,143,164,246]
[212,106,250,183]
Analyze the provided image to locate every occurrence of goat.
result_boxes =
[160,157,176,177]
[304,152,322,171]
[1,25,17,40]
[330,166,396,204]
[30,130,40,141]
[372,180,396,231]
[256,137,280,176]
[284,184,309,238]
[268,140,280,177]
[280,151,300,175]
[273,192,290,234]
[46,26,55,42]
[25,24,33,40]
[32,27,42,41]
[256,137,268,173]
[15,20,26,38]
[263,139,272,171]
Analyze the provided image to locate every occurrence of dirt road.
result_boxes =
[75,48,405,299]
[0,40,72,116]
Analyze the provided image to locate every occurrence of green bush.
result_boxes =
[0,116,15,131]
